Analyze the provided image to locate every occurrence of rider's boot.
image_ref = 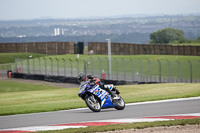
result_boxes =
[105,87,120,100]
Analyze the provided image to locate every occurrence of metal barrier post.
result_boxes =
[84,60,87,76]
[188,60,193,83]
[98,57,102,78]
[14,56,18,72]
[21,59,23,73]
[69,58,73,77]
[49,57,53,75]
[75,59,79,75]
[27,58,30,74]
[55,58,59,76]
[177,61,182,83]
[113,58,118,80]
[139,59,144,82]
[157,60,161,83]
[32,58,35,74]
[43,57,47,75]
[90,57,94,75]
[62,58,66,76]
[167,60,171,83]
[147,59,152,82]
[38,58,41,74]
[105,57,110,79]
[130,58,134,81]
[121,58,126,81]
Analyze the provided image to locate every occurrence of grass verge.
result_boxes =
[0,53,46,64]
[171,42,200,46]
[38,118,200,133]
[0,80,200,116]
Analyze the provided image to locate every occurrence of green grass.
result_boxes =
[171,42,200,46]
[38,118,200,133]
[0,53,46,64]
[119,83,200,103]
[0,80,82,116]
[0,80,200,116]
[0,81,60,93]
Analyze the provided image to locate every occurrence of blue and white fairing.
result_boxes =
[78,81,90,94]
[78,81,115,108]
[89,85,115,108]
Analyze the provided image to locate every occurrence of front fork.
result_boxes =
[88,94,99,105]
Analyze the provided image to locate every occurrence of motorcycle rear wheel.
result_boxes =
[113,95,125,110]
[85,95,101,112]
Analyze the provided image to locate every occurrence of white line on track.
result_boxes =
[126,96,200,106]
[0,126,87,132]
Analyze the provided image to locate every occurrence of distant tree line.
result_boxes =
[150,28,200,44]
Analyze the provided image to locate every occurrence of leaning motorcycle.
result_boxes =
[78,82,125,112]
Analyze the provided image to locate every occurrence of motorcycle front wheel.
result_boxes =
[113,95,125,110]
[85,95,101,112]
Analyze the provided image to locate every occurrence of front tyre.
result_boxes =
[85,95,101,112]
[113,95,125,110]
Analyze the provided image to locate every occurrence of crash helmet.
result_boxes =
[77,73,86,82]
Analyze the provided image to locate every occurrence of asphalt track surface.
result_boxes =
[0,97,200,130]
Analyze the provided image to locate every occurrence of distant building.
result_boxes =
[54,28,60,36]
[54,28,65,36]
[61,29,65,35]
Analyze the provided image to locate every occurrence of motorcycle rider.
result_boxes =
[77,73,119,99]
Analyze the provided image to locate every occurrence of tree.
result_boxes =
[150,28,186,44]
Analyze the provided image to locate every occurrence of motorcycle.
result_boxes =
[78,81,125,112]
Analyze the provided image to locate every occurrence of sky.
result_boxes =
[0,0,200,20]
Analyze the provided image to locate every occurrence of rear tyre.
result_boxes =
[85,95,101,112]
[113,95,125,110]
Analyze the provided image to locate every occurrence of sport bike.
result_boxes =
[78,82,125,112]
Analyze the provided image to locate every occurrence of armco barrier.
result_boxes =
[10,72,79,84]
[9,71,154,85]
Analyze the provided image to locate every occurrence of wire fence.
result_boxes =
[5,57,199,83]
[0,63,13,71]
